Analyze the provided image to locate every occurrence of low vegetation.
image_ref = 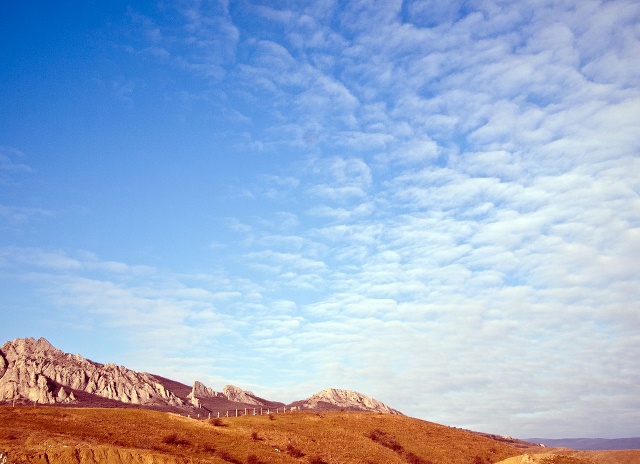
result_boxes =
[0,406,635,464]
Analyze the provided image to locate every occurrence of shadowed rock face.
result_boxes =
[0,337,184,407]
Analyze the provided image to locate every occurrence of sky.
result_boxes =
[1,0,639,439]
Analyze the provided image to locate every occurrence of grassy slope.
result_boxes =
[1,406,524,464]
[3,407,637,464]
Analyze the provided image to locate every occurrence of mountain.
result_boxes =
[526,437,640,450]
[291,387,403,414]
[3,339,636,464]
[0,337,399,416]
[0,337,185,409]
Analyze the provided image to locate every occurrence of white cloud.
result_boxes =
[3,0,639,440]
[174,0,640,436]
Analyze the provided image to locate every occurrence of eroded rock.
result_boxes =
[0,337,185,408]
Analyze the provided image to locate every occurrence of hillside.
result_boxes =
[0,337,398,416]
[3,406,638,464]
[0,406,526,464]
[3,337,638,464]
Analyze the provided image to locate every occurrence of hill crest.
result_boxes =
[0,337,400,416]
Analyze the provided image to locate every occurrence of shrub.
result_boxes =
[247,454,266,464]
[286,444,305,458]
[367,429,403,453]
[251,431,263,441]
[308,456,328,464]
[209,417,226,427]
[268,413,275,421]
[405,451,434,464]
[162,433,190,446]
[202,444,216,453]
[218,450,242,464]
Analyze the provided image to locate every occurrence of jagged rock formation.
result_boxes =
[294,387,403,414]
[0,337,184,407]
[186,380,222,407]
[186,381,266,408]
[0,337,403,416]
[222,384,264,406]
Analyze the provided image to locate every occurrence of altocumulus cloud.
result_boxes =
[0,0,638,440]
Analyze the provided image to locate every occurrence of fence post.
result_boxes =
[244,408,247,416]
[235,409,238,417]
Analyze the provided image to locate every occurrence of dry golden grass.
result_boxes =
[2,406,637,464]
[1,406,524,463]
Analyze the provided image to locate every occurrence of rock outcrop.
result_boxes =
[186,380,266,408]
[0,337,404,416]
[294,388,403,414]
[186,380,222,407]
[0,337,184,408]
[222,384,264,406]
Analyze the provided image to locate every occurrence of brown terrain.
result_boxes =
[2,406,638,464]
[0,338,399,417]
[2,338,639,464]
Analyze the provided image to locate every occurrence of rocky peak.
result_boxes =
[1,337,404,416]
[298,388,402,415]
[186,380,221,407]
[0,337,185,408]
[1,337,59,359]
[222,384,264,406]
[191,380,218,398]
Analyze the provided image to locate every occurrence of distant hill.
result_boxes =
[0,337,399,416]
[527,437,640,450]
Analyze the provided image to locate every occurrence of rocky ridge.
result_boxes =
[184,381,266,408]
[0,337,184,408]
[0,337,402,416]
[293,387,403,414]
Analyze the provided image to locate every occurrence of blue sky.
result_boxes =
[1,0,639,439]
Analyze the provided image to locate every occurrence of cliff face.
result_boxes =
[0,337,184,408]
[186,380,222,407]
